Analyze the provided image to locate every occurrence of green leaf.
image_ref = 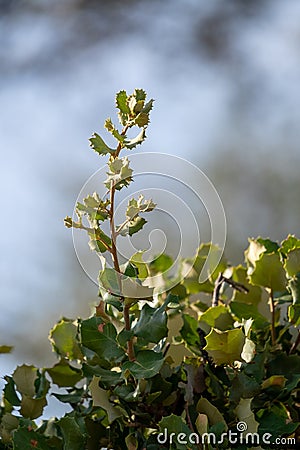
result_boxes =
[204,328,245,365]
[280,234,300,255]
[196,397,227,427]
[3,376,21,406]
[0,413,19,443]
[229,372,260,403]
[98,268,122,296]
[80,317,124,362]
[158,414,191,450]
[58,416,86,450]
[249,252,287,291]
[133,301,168,343]
[89,132,114,156]
[150,254,173,273]
[53,389,84,404]
[83,365,122,387]
[104,118,125,143]
[122,350,164,379]
[229,302,269,329]
[88,229,111,253]
[89,376,123,423]
[47,359,82,388]
[127,217,147,236]
[20,395,47,420]
[104,156,133,190]
[125,433,138,450]
[257,406,299,440]
[284,248,300,277]
[231,265,262,305]
[199,305,234,331]
[0,345,13,354]
[124,128,146,149]
[129,251,149,279]
[49,319,83,360]
[180,314,201,353]
[13,427,52,450]
[235,398,259,434]
[13,365,37,397]
[116,90,130,126]
[288,274,300,325]
[76,193,109,224]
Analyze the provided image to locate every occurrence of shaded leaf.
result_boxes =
[47,360,82,388]
[20,395,47,420]
[158,414,191,450]
[89,376,123,423]
[196,397,227,427]
[13,427,52,450]
[80,317,124,362]
[58,416,86,450]
[133,302,168,344]
[13,365,37,397]
[122,350,164,379]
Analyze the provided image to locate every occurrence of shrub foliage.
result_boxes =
[1,90,300,449]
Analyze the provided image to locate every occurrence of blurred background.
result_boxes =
[1,0,300,416]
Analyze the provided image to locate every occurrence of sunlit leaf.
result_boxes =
[204,328,245,365]
[49,319,83,360]
[89,133,114,156]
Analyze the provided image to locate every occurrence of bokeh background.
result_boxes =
[1,0,300,416]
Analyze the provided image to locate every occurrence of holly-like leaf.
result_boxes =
[80,317,124,362]
[199,305,234,331]
[76,193,109,224]
[104,118,125,143]
[116,90,130,126]
[124,128,146,149]
[280,234,300,256]
[196,397,227,427]
[20,395,47,420]
[122,350,164,379]
[235,398,259,434]
[284,248,300,277]
[249,252,287,292]
[133,301,168,343]
[104,156,133,190]
[257,406,299,440]
[3,376,21,406]
[158,415,191,450]
[13,365,37,397]
[89,376,123,423]
[180,314,201,354]
[58,416,86,450]
[13,427,52,450]
[49,319,83,360]
[89,133,114,156]
[47,359,82,388]
[88,228,111,253]
[98,268,122,297]
[204,328,245,365]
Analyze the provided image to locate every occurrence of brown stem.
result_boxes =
[108,124,135,361]
[269,289,276,346]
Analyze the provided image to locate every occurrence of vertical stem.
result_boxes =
[108,124,135,361]
[269,289,276,346]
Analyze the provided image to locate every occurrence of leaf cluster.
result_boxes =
[1,92,300,450]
